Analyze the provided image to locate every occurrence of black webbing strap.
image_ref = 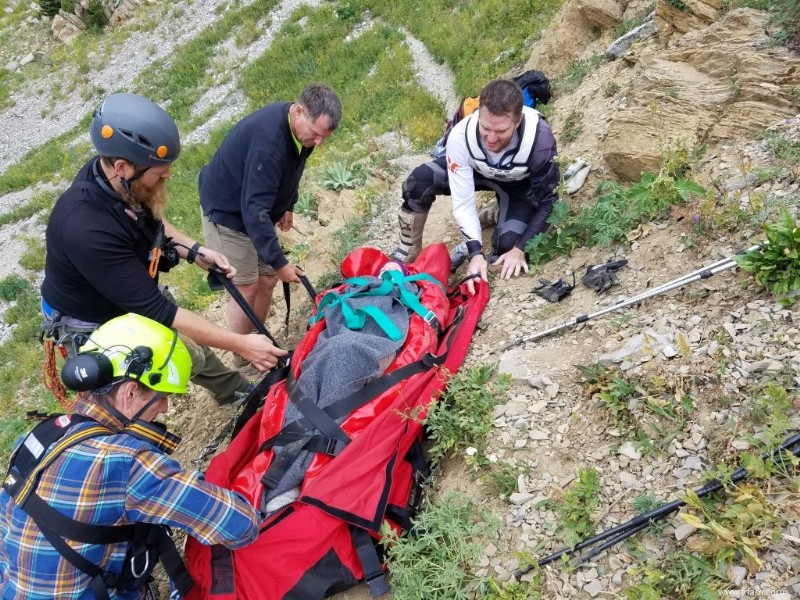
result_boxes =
[260,435,313,497]
[143,525,194,597]
[283,274,319,335]
[24,493,134,543]
[35,519,113,600]
[351,527,391,597]
[283,281,291,335]
[285,371,351,445]
[258,306,465,497]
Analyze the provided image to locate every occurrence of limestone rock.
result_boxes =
[51,10,86,45]
[574,0,622,30]
[603,9,800,181]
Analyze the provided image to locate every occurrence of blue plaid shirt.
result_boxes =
[0,398,259,599]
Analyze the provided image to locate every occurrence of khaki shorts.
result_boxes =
[201,214,275,286]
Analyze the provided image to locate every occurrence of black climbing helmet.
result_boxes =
[89,93,181,167]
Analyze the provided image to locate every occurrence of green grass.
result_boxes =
[0,281,61,465]
[0,190,56,227]
[382,493,500,600]
[555,54,606,94]
[425,364,511,467]
[0,132,90,196]
[137,0,281,123]
[554,467,601,548]
[331,0,563,98]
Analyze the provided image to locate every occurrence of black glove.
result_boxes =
[533,277,574,303]
[581,260,628,293]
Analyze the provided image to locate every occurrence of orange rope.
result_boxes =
[148,247,162,278]
[43,339,73,411]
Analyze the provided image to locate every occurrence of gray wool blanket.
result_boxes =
[263,278,418,513]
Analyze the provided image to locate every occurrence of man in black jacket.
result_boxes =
[199,84,341,361]
[42,93,286,406]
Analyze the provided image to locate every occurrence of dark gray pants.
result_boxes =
[401,156,538,254]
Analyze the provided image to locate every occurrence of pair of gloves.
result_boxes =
[533,259,627,302]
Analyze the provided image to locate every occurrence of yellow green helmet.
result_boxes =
[62,314,191,395]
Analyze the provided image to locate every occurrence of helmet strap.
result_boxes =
[126,166,150,185]
[131,392,165,423]
[126,392,181,455]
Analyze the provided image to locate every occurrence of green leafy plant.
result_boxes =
[0,274,30,302]
[761,130,800,163]
[561,111,583,143]
[526,167,705,268]
[603,81,620,97]
[86,0,107,30]
[294,190,317,219]
[38,0,61,16]
[554,467,601,548]
[733,210,800,301]
[322,161,358,191]
[425,364,510,467]
[556,55,606,94]
[382,494,500,600]
[484,461,530,500]
[625,551,730,599]
[480,577,543,599]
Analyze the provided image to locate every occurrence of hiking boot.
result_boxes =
[232,381,257,408]
[478,204,499,228]
[392,209,428,263]
[232,354,262,380]
[449,242,469,273]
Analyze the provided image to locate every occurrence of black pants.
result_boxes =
[401,157,538,255]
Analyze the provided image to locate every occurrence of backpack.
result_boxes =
[432,69,552,158]
[183,244,489,600]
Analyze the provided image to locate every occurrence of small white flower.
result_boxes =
[465,447,478,456]
[487,454,498,463]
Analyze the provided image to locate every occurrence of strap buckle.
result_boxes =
[325,437,346,457]
[365,571,391,597]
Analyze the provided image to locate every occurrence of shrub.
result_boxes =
[322,162,357,191]
[382,494,499,600]
[38,0,61,16]
[525,171,705,268]
[425,364,510,467]
[555,467,601,548]
[734,209,800,302]
[86,0,107,30]
[0,275,30,302]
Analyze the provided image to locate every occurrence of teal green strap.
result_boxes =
[339,301,403,341]
[307,271,444,336]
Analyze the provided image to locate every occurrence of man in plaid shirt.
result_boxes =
[0,315,260,599]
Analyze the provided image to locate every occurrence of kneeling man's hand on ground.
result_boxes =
[491,247,529,280]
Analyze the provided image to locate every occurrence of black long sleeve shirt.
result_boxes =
[199,102,314,270]
[41,158,178,326]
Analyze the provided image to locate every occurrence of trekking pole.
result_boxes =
[207,268,280,347]
[621,242,760,303]
[499,246,760,353]
[514,431,800,576]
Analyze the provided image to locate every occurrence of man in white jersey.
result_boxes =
[392,79,559,295]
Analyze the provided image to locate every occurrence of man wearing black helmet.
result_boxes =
[41,93,287,406]
[199,84,341,367]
